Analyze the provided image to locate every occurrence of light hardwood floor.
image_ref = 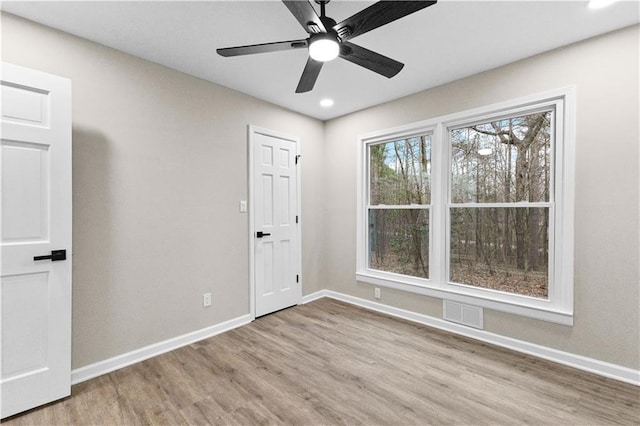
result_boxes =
[4,298,639,425]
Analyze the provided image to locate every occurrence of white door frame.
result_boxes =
[248,125,302,320]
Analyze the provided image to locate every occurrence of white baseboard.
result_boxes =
[71,314,252,385]
[301,290,328,304]
[72,291,639,387]
[303,290,640,386]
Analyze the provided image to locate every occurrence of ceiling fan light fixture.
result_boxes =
[309,34,339,62]
[218,0,438,93]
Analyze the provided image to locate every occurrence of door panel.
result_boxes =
[1,83,50,127]
[2,272,50,378]
[2,142,50,242]
[1,62,72,419]
[251,128,300,317]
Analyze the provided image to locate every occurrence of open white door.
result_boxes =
[249,126,301,318]
[1,63,72,418]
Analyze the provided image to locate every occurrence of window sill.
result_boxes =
[355,272,574,326]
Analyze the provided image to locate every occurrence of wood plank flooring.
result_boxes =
[4,298,639,425]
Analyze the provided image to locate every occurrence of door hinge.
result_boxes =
[295,154,301,165]
[296,275,299,283]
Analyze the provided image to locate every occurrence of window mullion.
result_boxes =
[431,123,447,285]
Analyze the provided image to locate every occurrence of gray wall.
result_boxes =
[3,12,638,372]
[323,25,639,369]
[2,13,325,369]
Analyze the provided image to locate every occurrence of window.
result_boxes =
[449,110,552,298]
[357,88,575,325]
[368,136,431,280]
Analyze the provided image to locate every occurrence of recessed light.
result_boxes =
[587,0,616,9]
[320,98,334,108]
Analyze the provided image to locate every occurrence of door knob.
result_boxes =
[256,231,271,238]
[34,249,67,262]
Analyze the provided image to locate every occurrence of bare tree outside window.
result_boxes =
[359,90,573,320]
[449,111,552,298]
[368,136,431,279]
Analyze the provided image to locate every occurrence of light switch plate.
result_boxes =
[240,200,247,213]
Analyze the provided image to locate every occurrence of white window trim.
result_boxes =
[356,87,575,326]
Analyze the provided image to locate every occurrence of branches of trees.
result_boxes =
[368,112,551,297]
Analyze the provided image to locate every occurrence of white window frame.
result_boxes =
[366,130,435,282]
[356,87,575,325]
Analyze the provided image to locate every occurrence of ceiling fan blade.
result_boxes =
[217,39,308,57]
[334,1,437,42]
[282,0,326,34]
[339,42,404,78]
[296,57,323,93]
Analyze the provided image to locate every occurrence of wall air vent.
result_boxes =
[443,300,484,329]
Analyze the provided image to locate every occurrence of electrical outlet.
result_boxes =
[203,293,212,307]
[374,287,381,299]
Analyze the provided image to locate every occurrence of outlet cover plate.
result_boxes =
[203,293,212,307]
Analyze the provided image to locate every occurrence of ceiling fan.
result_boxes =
[217,0,437,93]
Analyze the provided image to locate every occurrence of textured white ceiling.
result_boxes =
[3,1,639,120]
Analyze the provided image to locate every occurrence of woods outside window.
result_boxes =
[368,135,432,280]
[357,89,575,325]
[449,110,552,299]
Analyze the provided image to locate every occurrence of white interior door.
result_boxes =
[250,126,301,318]
[1,63,72,418]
